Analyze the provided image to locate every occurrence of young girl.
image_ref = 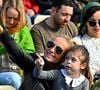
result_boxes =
[33,45,92,90]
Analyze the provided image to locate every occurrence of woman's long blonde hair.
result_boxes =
[0,0,26,34]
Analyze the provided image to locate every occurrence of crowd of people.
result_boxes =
[0,0,35,89]
[0,0,100,90]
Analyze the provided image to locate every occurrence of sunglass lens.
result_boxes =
[56,46,63,54]
[47,41,63,54]
[47,41,55,48]
[89,21,96,27]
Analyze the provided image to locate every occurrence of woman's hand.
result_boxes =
[35,53,45,67]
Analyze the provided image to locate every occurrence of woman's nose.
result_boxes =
[9,19,14,24]
[50,46,56,53]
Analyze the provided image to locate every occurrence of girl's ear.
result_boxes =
[81,63,87,70]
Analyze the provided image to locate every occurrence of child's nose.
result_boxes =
[67,59,72,63]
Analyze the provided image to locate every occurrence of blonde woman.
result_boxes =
[0,0,35,89]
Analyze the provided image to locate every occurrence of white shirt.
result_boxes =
[61,69,85,87]
[73,34,100,76]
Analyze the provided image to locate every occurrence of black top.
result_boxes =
[0,31,63,90]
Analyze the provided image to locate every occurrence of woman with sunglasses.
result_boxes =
[73,2,100,80]
[0,23,74,90]
[33,45,92,90]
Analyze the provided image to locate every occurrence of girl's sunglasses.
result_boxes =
[47,41,63,54]
[88,20,100,27]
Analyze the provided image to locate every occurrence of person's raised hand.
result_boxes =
[35,53,45,67]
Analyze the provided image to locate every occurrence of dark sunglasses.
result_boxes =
[88,20,100,27]
[47,41,63,54]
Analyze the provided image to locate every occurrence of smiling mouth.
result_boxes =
[46,50,55,58]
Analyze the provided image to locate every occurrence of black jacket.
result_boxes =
[0,32,46,90]
[0,31,63,90]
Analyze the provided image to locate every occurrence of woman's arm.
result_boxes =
[0,26,35,71]
[33,54,58,80]
[33,65,58,80]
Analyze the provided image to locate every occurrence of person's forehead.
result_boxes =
[91,10,100,19]
[67,50,83,59]
[54,37,70,48]
[58,5,73,15]
[60,5,73,11]
[54,37,67,43]
[6,7,19,17]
